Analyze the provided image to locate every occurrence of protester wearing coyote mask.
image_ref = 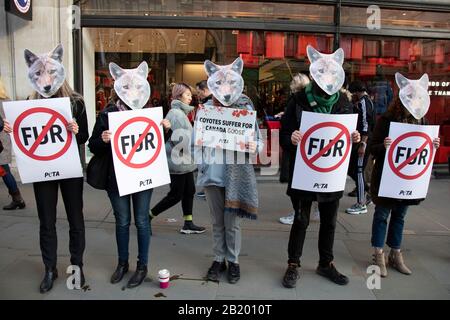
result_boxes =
[11,44,89,293]
[197,57,264,284]
[369,73,440,278]
[280,46,361,288]
[88,61,171,289]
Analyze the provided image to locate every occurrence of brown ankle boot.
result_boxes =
[388,250,412,275]
[3,190,26,210]
[372,251,388,277]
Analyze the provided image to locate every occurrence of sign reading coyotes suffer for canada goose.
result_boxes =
[109,107,170,196]
[379,122,439,199]
[3,97,83,183]
[194,104,257,152]
[292,111,357,192]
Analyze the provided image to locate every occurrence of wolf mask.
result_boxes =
[204,57,244,106]
[24,44,66,98]
[307,45,345,96]
[109,61,150,109]
[395,72,430,120]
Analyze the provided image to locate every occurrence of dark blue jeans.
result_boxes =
[1,164,19,193]
[371,204,408,250]
[107,188,153,265]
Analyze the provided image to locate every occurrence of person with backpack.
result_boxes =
[346,80,376,215]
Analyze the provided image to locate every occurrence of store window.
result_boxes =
[341,35,450,126]
[84,27,334,118]
[81,0,335,25]
[341,6,450,30]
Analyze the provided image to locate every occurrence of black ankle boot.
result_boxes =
[3,190,26,210]
[39,268,58,294]
[126,263,147,288]
[110,261,129,284]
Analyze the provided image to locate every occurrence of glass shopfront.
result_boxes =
[78,0,450,155]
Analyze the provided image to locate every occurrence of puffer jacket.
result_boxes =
[165,99,197,174]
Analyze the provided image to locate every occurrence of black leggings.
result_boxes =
[151,172,196,217]
[287,198,339,267]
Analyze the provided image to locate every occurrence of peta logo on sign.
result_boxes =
[14,0,31,13]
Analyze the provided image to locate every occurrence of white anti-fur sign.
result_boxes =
[109,107,170,196]
[3,97,83,183]
[378,122,439,199]
[194,104,257,152]
[292,111,357,192]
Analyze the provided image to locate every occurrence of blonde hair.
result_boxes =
[0,77,9,100]
[290,73,310,94]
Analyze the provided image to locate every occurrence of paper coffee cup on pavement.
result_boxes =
[158,269,170,289]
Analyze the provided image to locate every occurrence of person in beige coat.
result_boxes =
[0,78,26,210]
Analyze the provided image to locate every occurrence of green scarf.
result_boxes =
[305,83,340,114]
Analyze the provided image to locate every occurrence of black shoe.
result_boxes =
[39,268,58,294]
[110,261,129,284]
[227,261,240,284]
[180,221,206,234]
[316,263,349,285]
[126,263,147,288]
[3,199,26,210]
[347,188,357,197]
[206,261,227,282]
[282,263,300,288]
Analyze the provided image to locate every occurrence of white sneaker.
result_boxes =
[345,203,368,215]
[279,212,295,225]
[311,202,320,221]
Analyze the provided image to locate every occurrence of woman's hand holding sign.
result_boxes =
[433,137,440,149]
[2,119,12,134]
[67,119,79,135]
[351,131,361,144]
[248,141,257,154]
[384,137,393,149]
[161,119,171,132]
[102,130,112,143]
[291,130,303,145]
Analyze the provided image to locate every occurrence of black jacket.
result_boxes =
[280,89,353,202]
[88,104,171,192]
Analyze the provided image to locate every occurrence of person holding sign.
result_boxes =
[13,45,89,293]
[88,61,171,289]
[369,73,440,277]
[150,83,206,234]
[198,57,263,284]
[280,46,361,288]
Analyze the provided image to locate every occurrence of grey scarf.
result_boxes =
[213,96,259,220]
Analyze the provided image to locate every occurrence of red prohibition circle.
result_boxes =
[300,121,351,173]
[387,131,434,180]
[13,107,72,161]
[113,116,162,169]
